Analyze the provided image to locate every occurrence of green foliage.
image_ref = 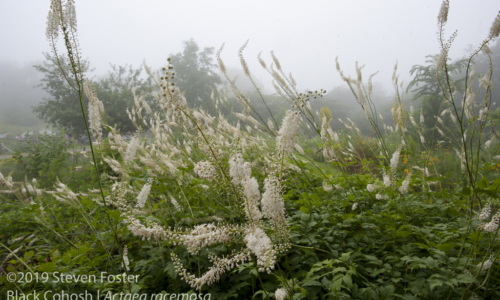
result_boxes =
[12,134,93,189]
[3,2,500,300]
[95,64,154,133]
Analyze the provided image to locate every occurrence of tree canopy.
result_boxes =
[169,39,222,112]
[33,53,152,136]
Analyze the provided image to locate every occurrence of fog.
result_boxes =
[0,0,499,132]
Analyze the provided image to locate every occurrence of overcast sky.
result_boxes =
[1,0,499,94]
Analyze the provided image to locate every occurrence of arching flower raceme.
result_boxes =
[261,175,285,220]
[276,110,301,156]
[136,180,152,209]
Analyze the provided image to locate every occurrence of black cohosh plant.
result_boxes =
[1,0,500,299]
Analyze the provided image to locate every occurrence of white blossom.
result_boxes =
[478,202,492,221]
[483,211,500,233]
[242,177,262,222]
[478,255,494,271]
[194,161,216,180]
[124,137,139,163]
[244,227,271,259]
[399,172,411,194]
[323,182,333,192]
[436,48,448,71]
[294,144,305,155]
[490,12,500,38]
[261,175,285,220]
[390,144,404,174]
[485,137,494,149]
[275,288,288,300]
[122,246,130,271]
[437,0,449,24]
[136,180,152,209]
[383,169,391,187]
[229,152,251,185]
[169,195,181,211]
[276,110,301,156]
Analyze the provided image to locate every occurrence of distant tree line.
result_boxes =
[30,39,500,138]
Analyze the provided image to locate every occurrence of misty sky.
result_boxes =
[1,0,499,94]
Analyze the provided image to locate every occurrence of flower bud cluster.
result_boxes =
[194,161,216,180]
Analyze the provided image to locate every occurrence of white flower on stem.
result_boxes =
[84,81,104,140]
[399,172,411,194]
[182,224,231,255]
[322,182,333,192]
[242,177,262,222]
[419,134,425,145]
[485,137,494,149]
[5,246,22,261]
[478,202,492,221]
[409,115,417,127]
[228,152,251,185]
[390,144,404,174]
[244,226,276,272]
[479,75,493,90]
[437,0,449,24]
[244,227,271,260]
[483,211,500,233]
[489,11,500,38]
[383,169,391,187]
[366,184,376,192]
[276,110,302,156]
[122,246,130,271]
[352,203,358,211]
[376,193,388,200]
[169,195,181,211]
[294,144,305,155]
[477,255,494,271]
[479,107,489,122]
[268,119,274,130]
[436,48,448,71]
[228,153,262,222]
[124,137,139,163]
[275,288,288,300]
[194,161,216,180]
[26,182,35,195]
[136,180,152,209]
[261,175,285,220]
[449,111,458,125]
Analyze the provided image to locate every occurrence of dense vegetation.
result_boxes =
[1,1,500,299]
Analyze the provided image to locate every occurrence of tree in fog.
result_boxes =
[34,53,152,136]
[169,39,222,112]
